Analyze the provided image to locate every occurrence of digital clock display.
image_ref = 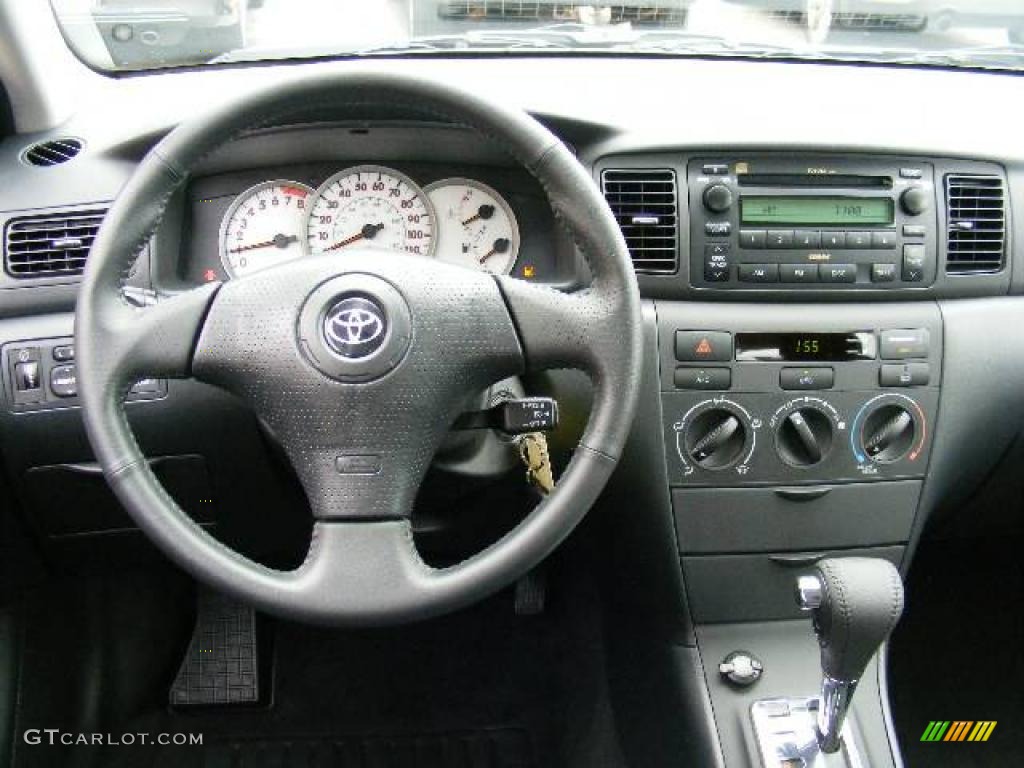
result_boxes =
[735,332,877,362]
[740,196,894,226]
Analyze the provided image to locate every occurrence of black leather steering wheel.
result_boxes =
[75,72,642,625]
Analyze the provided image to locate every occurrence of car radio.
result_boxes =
[687,156,938,289]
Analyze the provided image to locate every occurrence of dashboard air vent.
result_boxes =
[438,2,686,25]
[944,175,1006,274]
[601,169,678,274]
[22,138,84,167]
[4,210,106,278]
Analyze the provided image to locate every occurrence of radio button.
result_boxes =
[820,264,857,283]
[739,229,766,249]
[780,264,819,283]
[738,264,779,283]
[794,230,821,248]
[871,263,897,282]
[847,231,871,248]
[902,224,926,238]
[780,367,835,390]
[705,242,730,258]
[676,331,733,362]
[821,231,846,249]
[702,163,730,176]
[703,184,733,213]
[705,263,730,282]
[902,244,926,282]
[705,221,732,237]
[766,230,794,249]
[871,231,898,249]
[899,168,923,179]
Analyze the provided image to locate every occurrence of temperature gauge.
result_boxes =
[425,178,520,275]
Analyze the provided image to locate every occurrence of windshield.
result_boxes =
[50,1,1024,73]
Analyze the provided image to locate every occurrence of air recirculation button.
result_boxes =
[861,405,915,463]
[685,409,747,469]
[776,408,833,467]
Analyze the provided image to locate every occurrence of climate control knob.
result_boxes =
[684,407,748,470]
[860,404,916,463]
[776,407,833,467]
[703,184,733,214]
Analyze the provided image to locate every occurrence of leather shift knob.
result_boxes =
[802,557,905,682]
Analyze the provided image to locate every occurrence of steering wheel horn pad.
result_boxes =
[75,72,642,625]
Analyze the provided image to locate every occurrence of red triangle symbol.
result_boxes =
[695,338,713,356]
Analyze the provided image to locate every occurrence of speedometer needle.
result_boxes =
[229,233,297,254]
[324,222,384,252]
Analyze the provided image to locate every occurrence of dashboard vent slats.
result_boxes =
[22,138,84,167]
[601,169,678,274]
[438,2,686,25]
[4,210,106,278]
[944,175,1006,274]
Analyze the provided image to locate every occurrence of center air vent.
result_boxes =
[944,174,1006,274]
[4,210,106,278]
[601,169,678,274]
[438,2,686,25]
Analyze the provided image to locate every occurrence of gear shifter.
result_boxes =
[796,557,905,753]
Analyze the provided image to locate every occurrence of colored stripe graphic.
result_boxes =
[921,721,950,741]
[945,721,973,741]
[922,720,996,742]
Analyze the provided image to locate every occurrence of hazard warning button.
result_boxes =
[675,330,733,362]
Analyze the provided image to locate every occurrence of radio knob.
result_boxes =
[776,407,833,467]
[703,184,733,214]
[900,185,930,217]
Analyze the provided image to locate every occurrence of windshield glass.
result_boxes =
[50,1,1024,73]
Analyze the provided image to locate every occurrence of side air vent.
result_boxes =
[601,169,678,274]
[4,210,106,278]
[22,138,84,167]
[944,175,1006,274]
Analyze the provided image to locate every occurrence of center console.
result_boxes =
[657,301,939,624]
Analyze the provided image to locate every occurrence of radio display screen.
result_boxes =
[739,196,894,226]
[735,332,877,362]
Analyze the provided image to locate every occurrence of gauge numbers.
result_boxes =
[305,166,435,257]
[219,180,313,278]
[426,178,520,275]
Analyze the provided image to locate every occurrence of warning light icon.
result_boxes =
[695,338,713,356]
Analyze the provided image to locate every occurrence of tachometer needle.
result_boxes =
[229,233,298,254]
[324,222,384,252]
[462,204,495,227]
[478,237,511,264]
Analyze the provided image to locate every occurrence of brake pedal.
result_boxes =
[169,588,259,707]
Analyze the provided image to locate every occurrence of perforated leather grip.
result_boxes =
[812,557,905,682]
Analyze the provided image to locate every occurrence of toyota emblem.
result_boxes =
[323,296,388,359]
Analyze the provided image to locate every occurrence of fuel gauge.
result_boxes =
[425,178,520,275]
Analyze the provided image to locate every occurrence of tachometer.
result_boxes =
[305,166,435,257]
[219,180,313,278]
[425,178,520,275]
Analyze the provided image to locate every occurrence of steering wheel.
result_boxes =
[75,72,642,625]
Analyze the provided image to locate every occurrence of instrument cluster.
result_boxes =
[215,164,522,280]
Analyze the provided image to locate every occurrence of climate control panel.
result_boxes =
[657,302,941,488]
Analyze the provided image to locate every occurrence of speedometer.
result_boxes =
[219,180,313,278]
[305,166,435,257]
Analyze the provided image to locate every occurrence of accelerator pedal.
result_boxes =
[169,589,259,707]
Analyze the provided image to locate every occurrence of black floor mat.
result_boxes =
[889,534,1024,768]
[148,728,533,768]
